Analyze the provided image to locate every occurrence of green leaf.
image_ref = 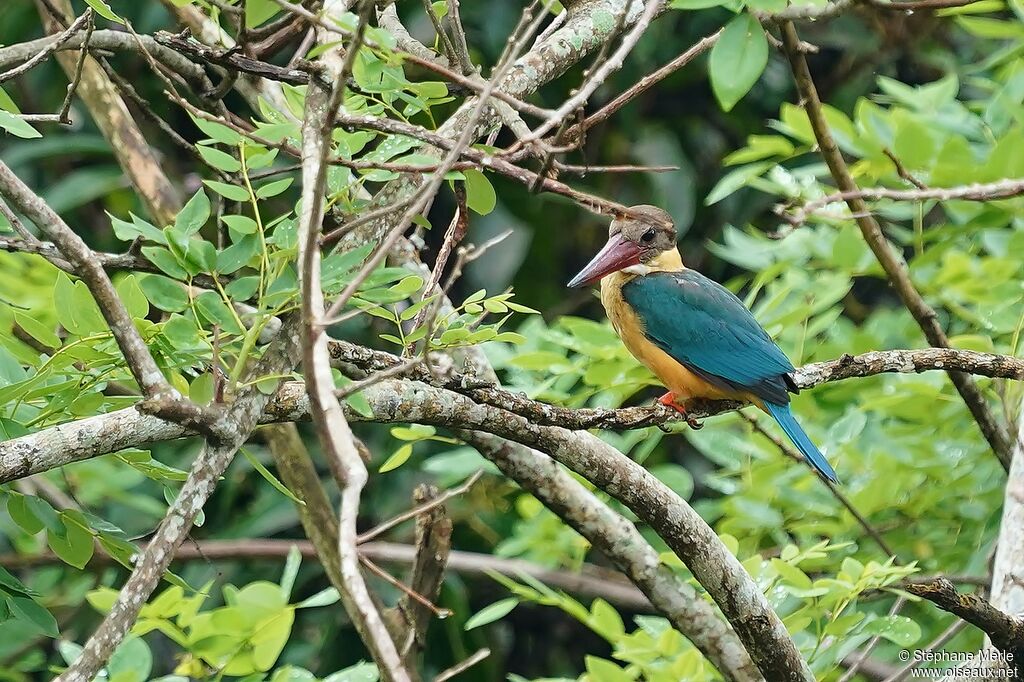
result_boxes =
[861,615,921,646]
[246,0,281,28]
[705,161,773,205]
[8,596,58,637]
[115,274,150,319]
[378,444,413,473]
[197,145,242,173]
[464,598,518,630]
[709,13,768,112]
[391,425,436,441]
[584,656,632,682]
[107,636,152,682]
[241,448,304,505]
[389,275,424,296]
[189,372,215,405]
[53,273,105,335]
[7,493,44,534]
[296,588,341,609]
[195,291,244,335]
[0,565,33,596]
[322,662,379,682]
[189,114,242,146]
[83,0,122,22]
[109,212,165,244]
[0,110,41,139]
[217,234,260,274]
[225,275,260,300]
[203,180,250,202]
[14,312,59,349]
[175,190,211,236]
[47,516,94,569]
[255,178,294,198]
[142,246,189,279]
[222,214,259,235]
[462,169,497,215]
[139,275,189,313]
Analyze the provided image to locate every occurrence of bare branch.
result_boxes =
[904,578,1024,659]
[515,0,662,147]
[3,346,1022,484]
[298,75,410,680]
[0,9,92,83]
[0,538,655,611]
[0,29,207,83]
[574,28,719,139]
[782,177,1024,227]
[435,648,491,682]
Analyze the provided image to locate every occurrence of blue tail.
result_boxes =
[764,402,838,483]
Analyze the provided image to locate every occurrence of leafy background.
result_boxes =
[0,0,1021,680]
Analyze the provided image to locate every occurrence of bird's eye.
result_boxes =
[640,229,656,243]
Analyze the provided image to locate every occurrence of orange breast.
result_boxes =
[600,272,740,402]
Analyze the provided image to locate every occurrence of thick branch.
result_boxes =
[2,347,1022,484]
[298,81,410,681]
[904,578,1024,659]
[0,29,207,84]
[35,0,184,225]
[460,430,763,682]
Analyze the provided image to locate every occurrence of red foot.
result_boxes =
[657,391,703,430]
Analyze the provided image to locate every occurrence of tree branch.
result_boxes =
[297,79,410,681]
[779,20,1015,469]
[783,177,1024,228]
[2,346,1022,484]
[904,578,1024,660]
[459,430,764,682]
[0,538,654,611]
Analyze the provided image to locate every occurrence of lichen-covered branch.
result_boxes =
[2,346,1021,484]
[297,81,410,682]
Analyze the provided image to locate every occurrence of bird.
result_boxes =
[567,205,838,483]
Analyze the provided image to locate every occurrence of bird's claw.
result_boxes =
[657,391,703,429]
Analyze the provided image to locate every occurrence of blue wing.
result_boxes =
[621,270,795,404]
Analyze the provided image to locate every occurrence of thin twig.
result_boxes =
[56,11,94,123]
[782,177,1024,227]
[0,9,92,83]
[358,471,483,545]
[435,648,491,682]
[838,597,908,682]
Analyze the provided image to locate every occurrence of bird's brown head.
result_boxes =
[567,205,676,288]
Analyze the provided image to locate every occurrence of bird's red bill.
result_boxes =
[568,237,642,288]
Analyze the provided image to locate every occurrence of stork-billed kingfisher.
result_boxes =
[568,205,838,483]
